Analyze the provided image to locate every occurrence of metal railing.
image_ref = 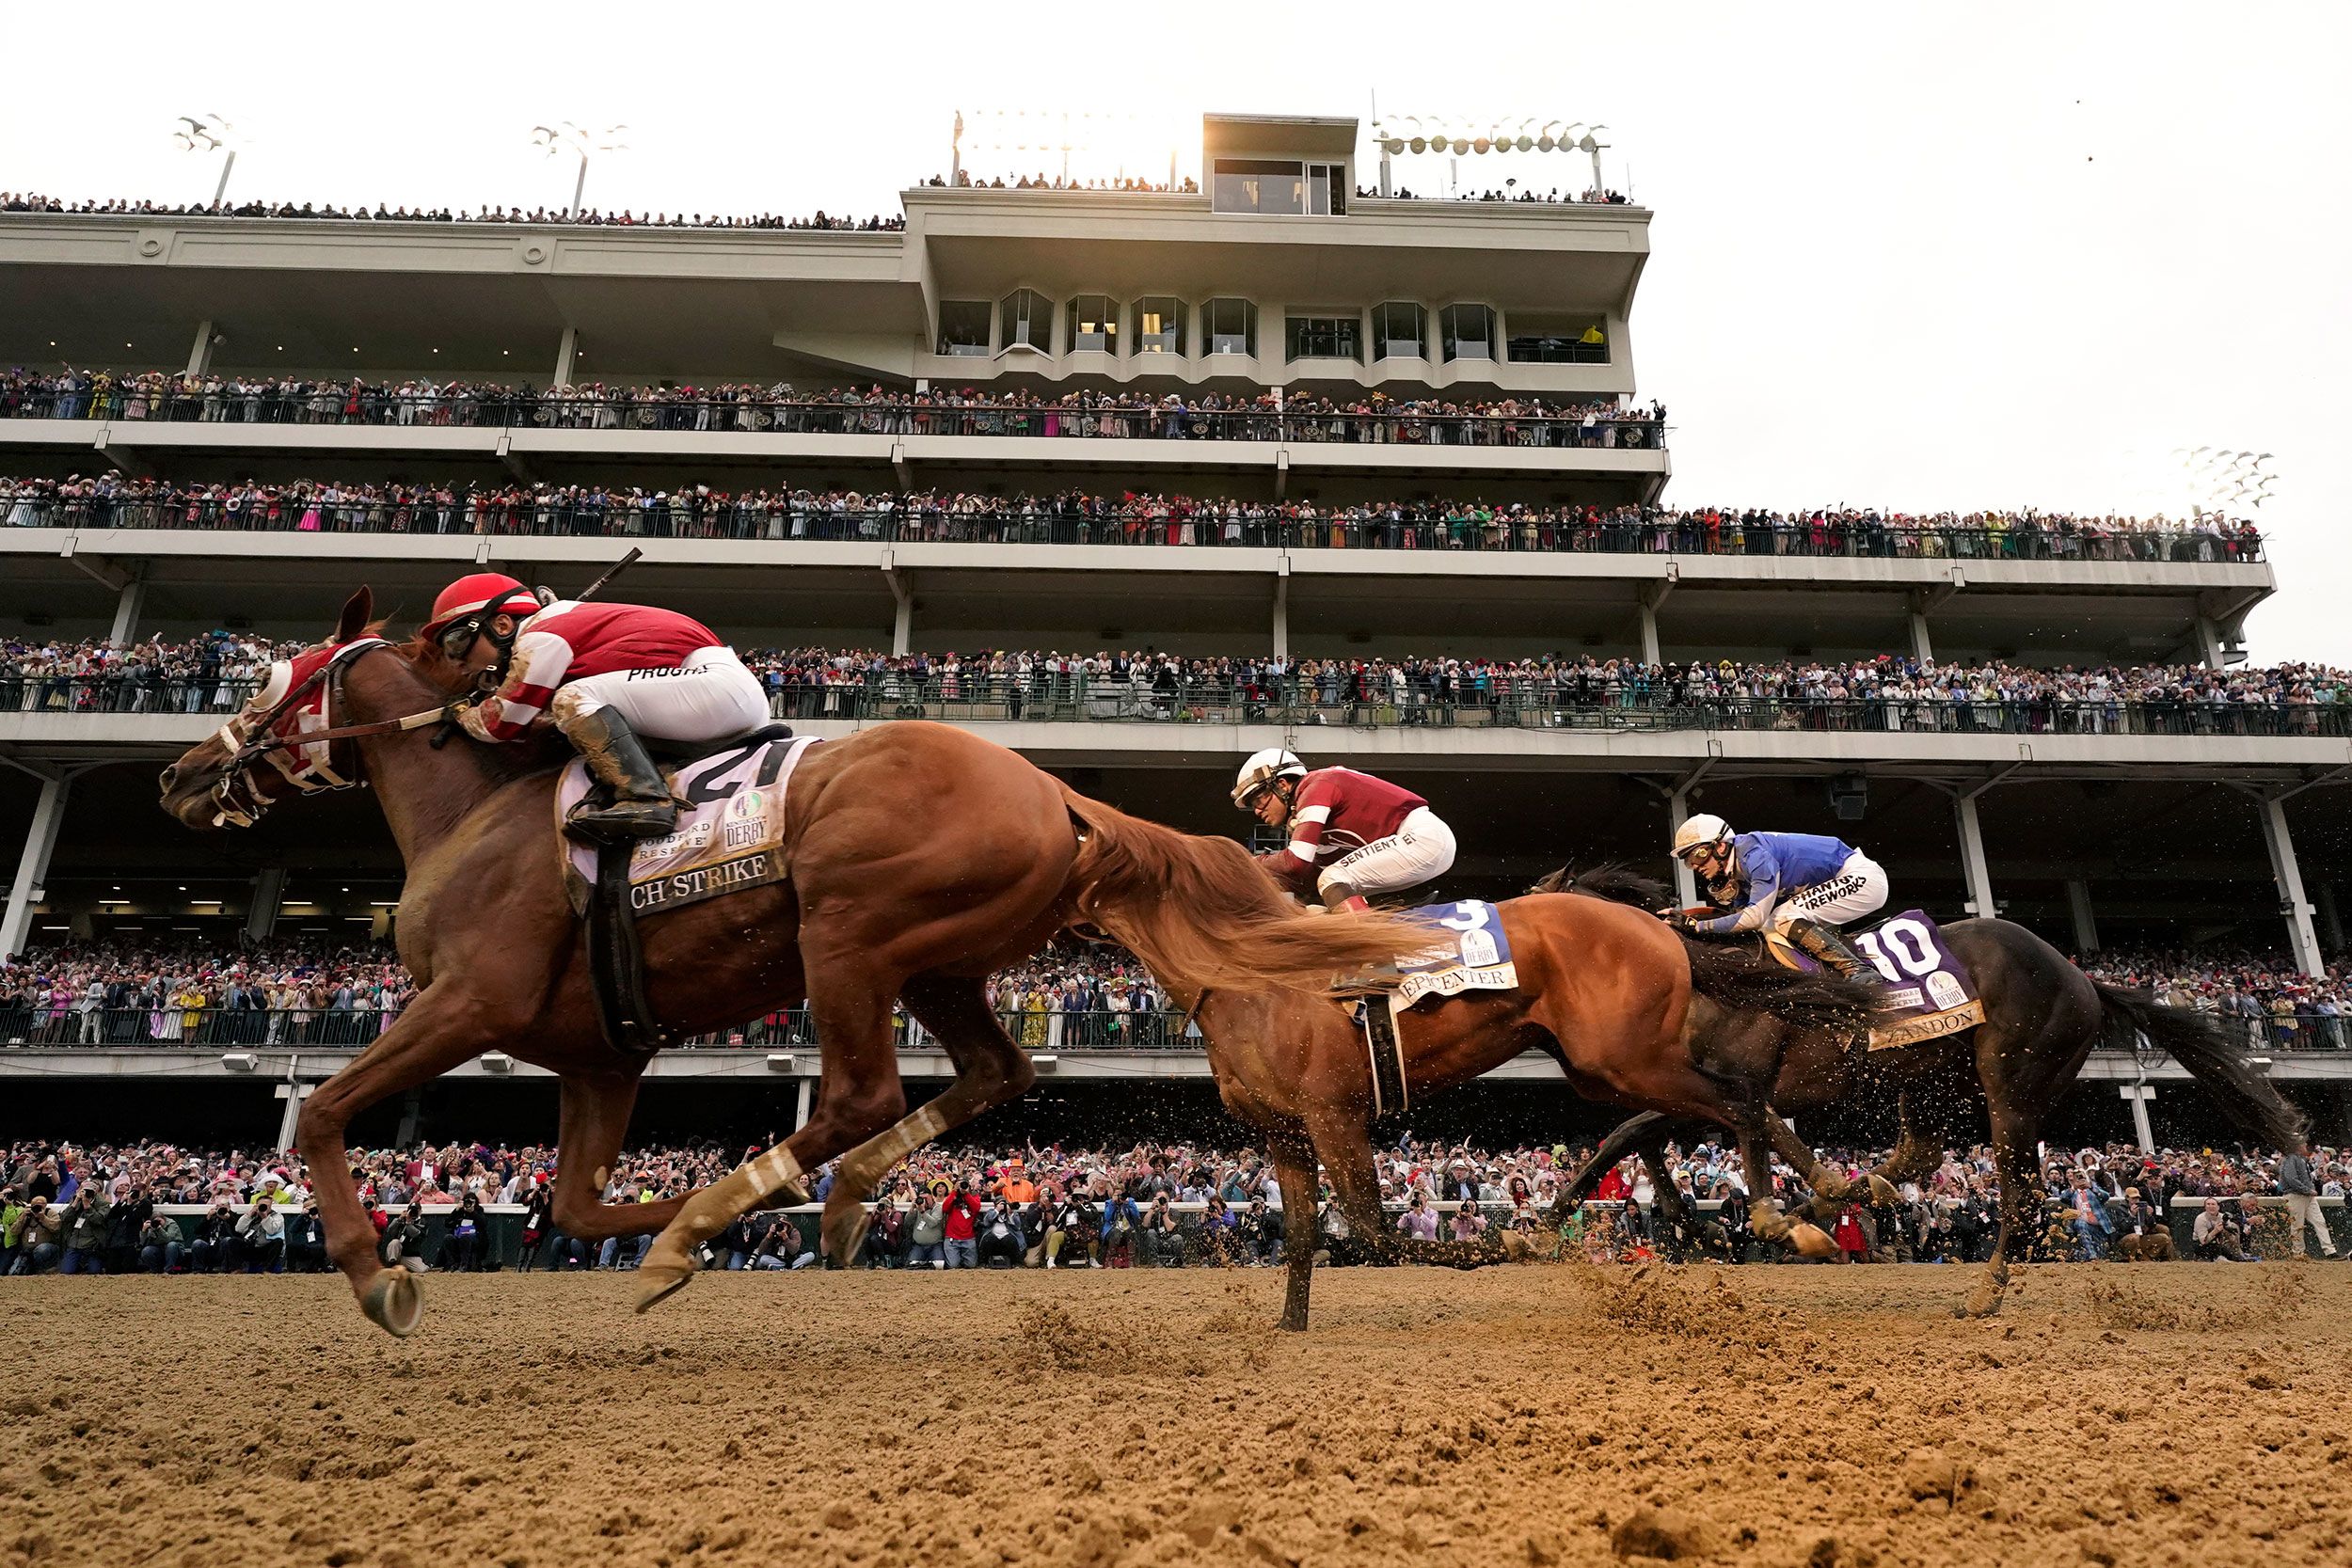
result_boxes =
[11,673,2343,738]
[0,1005,1191,1050]
[0,388,1662,449]
[0,490,2260,562]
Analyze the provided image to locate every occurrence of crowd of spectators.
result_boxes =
[0,370,1665,451]
[2079,948,2352,1050]
[0,938,414,1047]
[10,630,2344,743]
[925,172,1198,195]
[0,193,902,230]
[1362,184,1634,205]
[3,472,2262,568]
[5,1131,2338,1277]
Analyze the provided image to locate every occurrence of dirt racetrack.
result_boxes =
[4,1259,2345,1568]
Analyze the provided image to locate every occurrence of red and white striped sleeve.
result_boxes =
[460,626,574,742]
[1256,772,1335,882]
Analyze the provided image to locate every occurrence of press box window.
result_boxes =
[1439,303,1495,362]
[1285,314,1362,363]
[1211,159,1302,215]
[1131,296,1186,356]
[1067,295,1119,355]
[1506,316,1609,364]
[999,289,1054,354]
[1202,298,1257,356]
[1372,302,1425,361]
[937,301,991,356]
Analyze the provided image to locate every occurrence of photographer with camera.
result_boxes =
[1138,1192,1185,1268]
[440,1192,488,1272]
[137,1210,185,1274]
[188,1195,239,1272]
[58,1184,112,1274]
[941,1175,984,1270]
[8,1194,62,1274]
[906,1183,948,1269]
[235,1193,286,1273]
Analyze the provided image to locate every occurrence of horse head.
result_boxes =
[158,586,400,830]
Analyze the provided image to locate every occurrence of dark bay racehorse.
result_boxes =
[1541,869,2306,1315]
[157,590,1415,1335]
[1180,887,1868,1328]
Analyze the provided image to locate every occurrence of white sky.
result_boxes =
[7,2,2348,660]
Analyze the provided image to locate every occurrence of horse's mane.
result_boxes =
[1530,862,1874,1031]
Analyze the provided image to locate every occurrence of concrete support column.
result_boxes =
[1954,794,1996,920]
[2255,795,2324,977]
[883,564,913,656]
[1667,790,1698,909]
[2119,1084,2156,1155]
[1272,572,1289,658]
[393,1088,423,1148]
[1638,595,1661,666]
[553,325,579,387]
[109,573,147,644]
[2066,879,2100,954]
[1908,610,1934,665]
[246,867,287,941]
[2,769,70,958]
[185,320,215,378]
[793,1078,814,1132]
[2195,616,2227,671]
[275,1074,312,1154]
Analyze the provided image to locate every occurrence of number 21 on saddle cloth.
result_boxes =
[557,733,821,917]
[1764,911,1985,1050]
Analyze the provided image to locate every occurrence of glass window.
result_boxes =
[937,300,991,356]
[999,289,1053,353]
[1202,298,1257,356]
[1372,302,1424,361]
[1284,314,1362,363]
[1067,295,1119,355]
[1130,296,1186,356]
[1439,303,1495,362]
[1211,158,1304,215]
[1306,163,1347,216]
[1506,315,1608,364]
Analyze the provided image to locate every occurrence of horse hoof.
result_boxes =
[1790,1223,1837,1259]
[822,1203,872,1268]
[362,1268,424,1338]
[1865,1173,1901,1206]
[634,1260,696,1314]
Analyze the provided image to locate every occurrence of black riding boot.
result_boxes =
[560,707,680,844]
[1786,918,1873,983]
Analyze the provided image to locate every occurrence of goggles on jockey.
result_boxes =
[1232,747,1307,811]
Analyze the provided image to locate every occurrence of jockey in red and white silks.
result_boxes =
[421,572,767,843]
[1232,748,1457,912]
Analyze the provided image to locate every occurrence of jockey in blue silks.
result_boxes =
[1665,813,1888,981]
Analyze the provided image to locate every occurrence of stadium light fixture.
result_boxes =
[482,1052,516,1074]
[172,114,242,206]
[221,1053,257,1072]
[532,121,629,217]
[765,1053,797,1071]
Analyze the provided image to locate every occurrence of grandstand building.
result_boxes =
[3,113,2344,1145]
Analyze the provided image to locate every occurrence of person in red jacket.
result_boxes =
[421,572,768,843]
[940,1178,984,1270]
[1231,748,1458,911]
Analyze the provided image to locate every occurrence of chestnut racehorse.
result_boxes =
[157,590,1413,1335]
[1184,887,1868,1329]
[1191,868,2304,1327]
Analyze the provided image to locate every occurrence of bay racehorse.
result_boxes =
[157,590,1415,1335]
[1179,887,1868,1329]
[1538,868,2306,1315]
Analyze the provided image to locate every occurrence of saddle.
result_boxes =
[562,727,820,1055]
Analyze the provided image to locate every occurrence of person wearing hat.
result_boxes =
[1664,812,1887,982]
[417,571,768,844]
[1231,748,1456,912]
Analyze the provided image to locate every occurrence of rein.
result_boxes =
[206,638,451,826]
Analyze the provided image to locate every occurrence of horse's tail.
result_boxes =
[1059,788,1415,994]
[2093,982,2306,1150]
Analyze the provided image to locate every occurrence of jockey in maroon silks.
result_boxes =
[420,571,767,843]
[1231,748,1458,912]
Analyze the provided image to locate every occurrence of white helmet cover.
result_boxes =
[1232,748,1307,808]
[1673,812,1732,859]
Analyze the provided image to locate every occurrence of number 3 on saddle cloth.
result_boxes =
[1765,910,1986,1051]
[555,727,821,1053]
[1354,899,1520,1119]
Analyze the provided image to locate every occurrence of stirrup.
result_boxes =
[565,799,679,846]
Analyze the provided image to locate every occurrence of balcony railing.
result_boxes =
[1,389,1662,449]
[0,492,2260,563]
[9,674,2344,738]
[0,1005,1193,1051]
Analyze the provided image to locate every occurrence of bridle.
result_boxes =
[203,638,449,827]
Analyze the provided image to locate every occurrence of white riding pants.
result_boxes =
[1316,807,1458,902]
[548,645,770,742]
[1767,850,1889,932]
